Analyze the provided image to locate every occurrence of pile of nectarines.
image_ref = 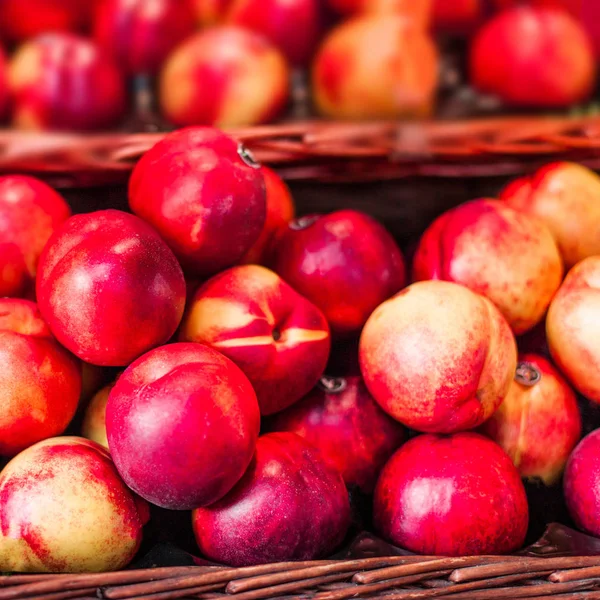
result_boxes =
[0,0,598,130]
[4,126,600,571]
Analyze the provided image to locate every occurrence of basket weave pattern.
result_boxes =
[2,116,600,186]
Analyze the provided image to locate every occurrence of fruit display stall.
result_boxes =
[5,1,600,600]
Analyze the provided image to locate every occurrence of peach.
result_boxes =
[36,209,186,367]
[193,432,350,566]
[0,0,91,43]
[359,280,517,433]
[564,429,600,537]
[82,383,113,449]
[94,0,195,75]
[501,162,600,269]
[8,33,127,131]
[374,433,529,555]
[326,0,432,28]
[129,128,267,278]
[0,298,81,457]
[413,199,564,335]
[270,375,406,492]
[312,14,438,120]
[0,47,9,122]
[159,27,290,128]
[269,209,406,337]
[224,0,323,67]
[547,256,600,403]
[469,6,596,107]
[179,265,331,415]
[241,167,295,265]
[106,343,260,510]
[0,175,71,299]
[192,0,232,25]
[0,437,148,572]
[480,354,581,485]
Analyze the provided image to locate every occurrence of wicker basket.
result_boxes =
[3,116,600,599]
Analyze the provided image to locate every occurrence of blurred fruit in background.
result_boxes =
[8,33,126,130]
[0,47,9,121]
[470,6,596,108]
[325,0,432,29]
[193,0,231,26]
[0,0,91,43]
[432,0,483,34]
[159,27,290,127]
[312,15,438,119]
[93,0,195,76]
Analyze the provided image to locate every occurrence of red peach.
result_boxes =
[480,353,581,485]
[129,127,267,278]
[0,47,9,122]
[159,27,290,128]
[413,198,564,335]
[224,0,323,67]
[94,0,196,76]
[179,265,331,415]
[270,375,405,492]
[192,0,232,25]
[82,383,113,450]
[564,429,600,537]
[269,209,406,337]
[0,437,148,572]
[432,0,482,33]
[501,162,600,269]
[312,15,438,119]
[374,432,529,555]
[547,256,600,403]
[0,298,81,457]
[36,209,186,367]
[0,175,71,299]
[470,6,596,107]
[193,432,350,566]
[8,33,126,131]
[326,0,432,28]
[106,343,260,510]
[0,0,91,43]
[241,167,295,265]
[359,280,517,433]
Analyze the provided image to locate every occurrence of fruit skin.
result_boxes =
[0,175,71,299]
[312,15,438,120]
[269,209,406,337]
[224,0,323,67]
[0,298,81,457]
[106,343,261,510]
[564,429,600,537]
[469,6,596,108]
[193,432,350,566]
[269,375,405,492]
[413,198,563,335]
[8,33,126,131]
[501,162,600,269]
[547,256,600,404]
[94,0,196,75]
[0,0,91,43]
[241,167,295,265]
[480,353,581,485]
[374,432,529,556]
[129,127,267,278]
[179,265,331,415]
[0,437,148,573]
[82,383,114,449]
[432,0,482,34]
[193,0,232,25]
[159,27,290,128]
[36,209,186,367]
[359,280,517,433]
[326,0,432,28]
[0,47,9,122]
